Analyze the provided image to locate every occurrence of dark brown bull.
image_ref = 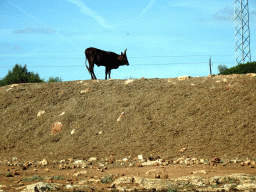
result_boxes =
[85,47,129,80]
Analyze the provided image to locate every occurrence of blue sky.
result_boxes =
[0,0,256,81]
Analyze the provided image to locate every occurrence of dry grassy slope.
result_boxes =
[0,75,256,162]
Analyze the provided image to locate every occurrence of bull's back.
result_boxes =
[85,47,98,58]
[85,47,119,66]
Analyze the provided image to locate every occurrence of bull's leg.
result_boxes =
[88,62,97,79]
[91,72,95,79]
[85,62,95,79]
[91,70,97,79]
[89,67,95,79]
[108,70,111,79]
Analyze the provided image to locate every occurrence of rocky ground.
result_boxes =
[1,156,256,191]
[1,74,256,191]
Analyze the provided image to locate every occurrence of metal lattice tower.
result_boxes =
[234,0,251,65]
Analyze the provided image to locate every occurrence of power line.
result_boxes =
[129,55,238,58]
[0,55,247,59]
[0,55,255,60]
[0,62,238,68]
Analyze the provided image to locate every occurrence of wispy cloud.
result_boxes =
[213,6,234,21]
[13,46,22,51]
[220,7,233,15]
[67,0,114,30]
[252,10,256,16]
[199,6,234,25]
[0,43,11,49]
[6,0,44,25]
[13,27,55,34]
[250,10,256,22]
[0,43,22,54]
[135,0,156,21]
[213,6,256,22]
[7,0,83,52]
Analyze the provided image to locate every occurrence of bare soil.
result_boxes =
[1,74,256,191]
[1,162,256,191]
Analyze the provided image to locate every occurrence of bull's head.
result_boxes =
[121,48,129,66]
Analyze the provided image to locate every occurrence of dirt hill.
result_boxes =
[0,74,256,162]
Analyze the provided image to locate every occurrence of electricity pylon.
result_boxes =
[234,0,251,65]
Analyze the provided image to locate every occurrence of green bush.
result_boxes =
[0,64,63,87]
[217,64,228,73]
[0,64,42,86]
[47,76,63,82]
[101,175,113,183]
[218,61,256,75]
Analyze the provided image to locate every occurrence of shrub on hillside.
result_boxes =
[0,64,43,87]
[47,76,63,82]
[0,64,63,87]
[218,61,256,75]
[217,64,228,74]
[40,76,63,83]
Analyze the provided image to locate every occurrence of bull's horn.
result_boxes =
[124,48,127,55]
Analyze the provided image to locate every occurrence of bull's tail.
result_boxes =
[85,55,90,75]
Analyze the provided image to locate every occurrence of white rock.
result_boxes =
[80,89,90,93]
[125,79,134,84]
[199,159,205,163]
[117,112,125,122]
[78,179,100,185]
[142,161,159,166]
[65,184,90,190]
[111,176,134,186]
[88,157,97,161]
[21,182,59,192]
[66,184,73,189]
[246,73,256,77]
[0,184,7,188]
[236,183,256,190]
[138,155,143,160]
[38,159,48,166]
[6,88,12,91]
[59,159,66,164]
[223,184,236,190]
[73,160,85,164]
[37,111,45,117]
[230,159,242,163]
[178,76,191,80]
[11,84,19,87]
[193,170,207,174]
[177,157,185,162]
[74,170,88,176]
